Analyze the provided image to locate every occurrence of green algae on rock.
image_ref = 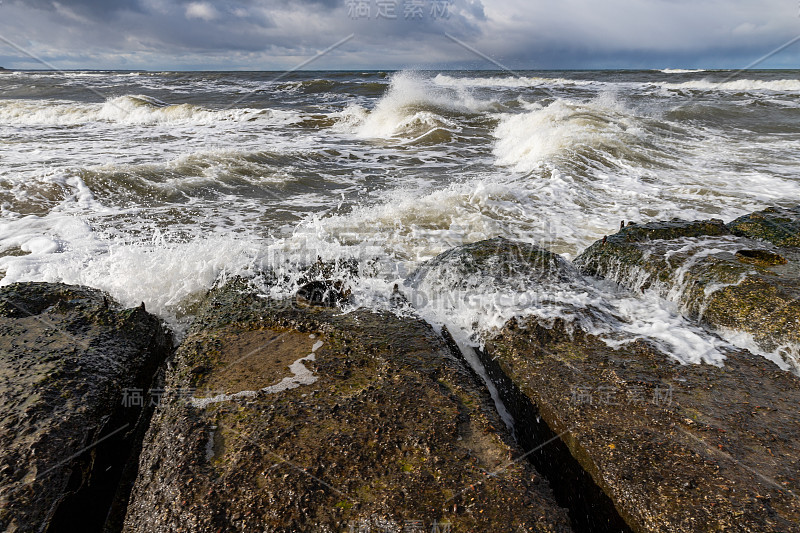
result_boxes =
[407,236,578,292]
[0,282,172,533]
[405,236,597,340]
[482,316,800,533]
[575,214,800,373]
[122,281,573,533]
[728,206,800,248]
[410,236,800,531]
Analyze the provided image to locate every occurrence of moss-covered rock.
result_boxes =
[122,281,573,533]
[728,206,800,248]
[483,316,800,532]
[408,236,800,531]
[575,215,800,373]
[0,282,172,533]
[408,237,578,292]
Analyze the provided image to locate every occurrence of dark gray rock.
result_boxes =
[407,236,578,292]
[123,281,574,533]
[575,214,800,373]
[483,316,800,532]
[728,206,800,248]
[0,282,172,533]
[415,238,800,532]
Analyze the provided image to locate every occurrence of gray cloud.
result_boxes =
[6,0,145,17]
[0,0,798,70]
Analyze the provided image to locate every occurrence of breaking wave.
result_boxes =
[433,74,594,89]
[656,78,800,92]
[491,93,649,171]
[334,71,499,140]
[658,69,707,74]
[0,95,274,126]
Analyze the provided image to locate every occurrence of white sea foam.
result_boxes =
[334,71,496,139]
[191,338,323,408]
[657,79,800,92]
[2,69,799,378]
[404,248,727,366]
[714,327,798,373]
[487,90,800,249]
[284,176,544,266]
[658,69,707,74]
[575,236,800,372]
[0,95,277,126]
[492,93,645,172]
[285,214,727,368]
[433,74,594,89]
[0,202,264,335]
[603,290,727,366]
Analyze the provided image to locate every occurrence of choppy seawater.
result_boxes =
[2,69,799,369]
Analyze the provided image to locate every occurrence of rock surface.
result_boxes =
[575,214,800,373]
[407,236,578,292]
[0,282,172,533]
[408,239,640,531]
[482,316,800,532]
[728,206,800,248]
[123,281,573,533]
[410,235,800,531]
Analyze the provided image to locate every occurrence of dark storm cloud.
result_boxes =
[6,0,145,17]
[279,0,343,8]
[0,0,797,70]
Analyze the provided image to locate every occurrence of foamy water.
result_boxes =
[1,69,799,370]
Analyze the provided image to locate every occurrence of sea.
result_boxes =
[1,69,799,371]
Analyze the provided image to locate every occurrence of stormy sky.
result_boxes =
[0,0,798,70]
